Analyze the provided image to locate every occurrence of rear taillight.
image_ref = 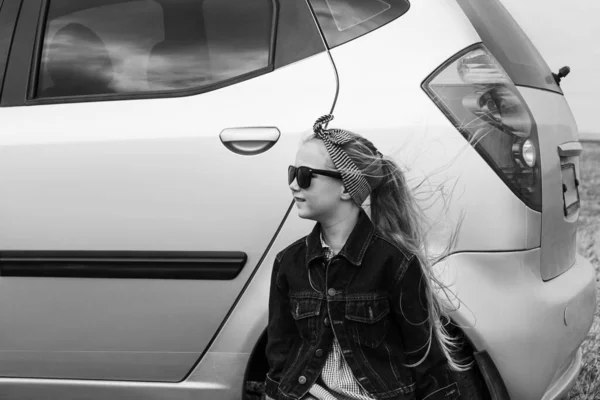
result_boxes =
[422,45,542,211]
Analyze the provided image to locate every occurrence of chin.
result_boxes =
[295,206,318,222]
[296,209,313,221]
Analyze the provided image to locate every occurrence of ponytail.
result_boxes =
[371,157,421,252]
[304,131,470,371]
[371,156,470,372]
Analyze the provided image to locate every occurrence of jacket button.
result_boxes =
[315,349,324,357]
[298,375,307,384]
[327,288,336,296]
[324,317,330,326]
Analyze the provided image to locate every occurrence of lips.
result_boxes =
[294,197,306,202]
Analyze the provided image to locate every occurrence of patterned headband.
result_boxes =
[312,115,373,206]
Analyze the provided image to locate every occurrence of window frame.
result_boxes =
[2,0,279,106]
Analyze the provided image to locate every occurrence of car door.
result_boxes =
[0,0,334,382]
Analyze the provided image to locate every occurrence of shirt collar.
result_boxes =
[319,231,335,261]
[319,231,329,249]
[305,208,375,268]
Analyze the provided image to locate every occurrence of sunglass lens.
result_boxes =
[297,167,311,189]
[288,166,296,185]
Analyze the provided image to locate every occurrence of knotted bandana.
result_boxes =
[312,115,373,206]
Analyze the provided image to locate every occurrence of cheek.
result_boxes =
[306,185,339,207]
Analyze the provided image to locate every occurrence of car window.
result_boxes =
[307,0,410,49]
[34,0,274,98]
[0,0,18,98]
[274,0,325,68]
[457,0,562,94]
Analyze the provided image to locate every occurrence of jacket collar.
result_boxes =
[305,209,375,268]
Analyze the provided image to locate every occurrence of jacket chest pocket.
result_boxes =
[345,298,390,348]
[290,297,321,343]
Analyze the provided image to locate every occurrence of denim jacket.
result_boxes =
[264,209,460,400]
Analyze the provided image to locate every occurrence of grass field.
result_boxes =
[567,141,600,400]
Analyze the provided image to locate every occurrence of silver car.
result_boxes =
[0,0,595,399]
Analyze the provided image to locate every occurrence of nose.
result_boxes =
[289,177,300,192]
[289,169,300,191]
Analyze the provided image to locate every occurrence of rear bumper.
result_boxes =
[442,250,597,400]
[539,251,597,400]
[541,347,582,400]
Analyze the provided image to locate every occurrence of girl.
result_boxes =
[264,115,467,400]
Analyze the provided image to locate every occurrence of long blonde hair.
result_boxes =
[304,131,471,372]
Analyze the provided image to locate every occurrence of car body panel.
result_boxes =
[541,348,582,400]
[440,251,596,400]
[0,51,336,381]
[326,0,542,254]
[454,0,580,281]
[516,86,581,281]
[328,0,580,283]
[0,203,316,399]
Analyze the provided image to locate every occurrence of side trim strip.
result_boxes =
[0,251,247,280]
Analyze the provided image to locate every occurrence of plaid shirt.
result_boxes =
[303,233,376,400]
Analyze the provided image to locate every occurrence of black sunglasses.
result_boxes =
[288,165,343,189]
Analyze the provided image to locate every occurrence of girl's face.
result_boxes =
[290,140,348,222]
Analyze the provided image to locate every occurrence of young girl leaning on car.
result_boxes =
[264,115,470,400]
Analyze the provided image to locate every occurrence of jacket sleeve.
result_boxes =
[264,255,299,399]
[390,255,460,400]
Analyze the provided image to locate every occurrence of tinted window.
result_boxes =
[307,0,410,49]
[457,0,562,94]
[0,0,19,98]
[275,0,325,68]
[35,0,274,98]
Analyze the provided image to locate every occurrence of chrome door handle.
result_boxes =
[220,127,281,156]
[557,141,583,157]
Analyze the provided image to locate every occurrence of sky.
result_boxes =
[500,0,600,139]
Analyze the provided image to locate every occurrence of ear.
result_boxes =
[340,186,352,201]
